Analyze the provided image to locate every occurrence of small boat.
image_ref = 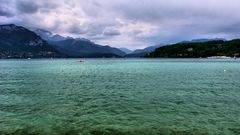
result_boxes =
[77,60,84,63]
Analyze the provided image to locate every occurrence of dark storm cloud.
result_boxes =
[16,0,40,14]
[0,9,14,17]
[0,1,15,17]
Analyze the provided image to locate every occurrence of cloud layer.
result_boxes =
[1,0,240,49]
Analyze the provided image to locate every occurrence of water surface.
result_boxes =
[0,59,240,135]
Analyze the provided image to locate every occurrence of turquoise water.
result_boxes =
[0,59,240,135]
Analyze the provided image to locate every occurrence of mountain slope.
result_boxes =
[50,39,126,58]
[33,28,67,42]
[0,24,62,58]
[34,28,126,58]
[146,40,240,58]
[119,48,133,54]
[126,45,162,57]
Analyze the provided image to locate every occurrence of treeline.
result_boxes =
[146,39,240,58]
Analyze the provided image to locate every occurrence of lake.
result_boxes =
[0,59,240,135]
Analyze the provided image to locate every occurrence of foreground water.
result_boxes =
[0,59,240,135]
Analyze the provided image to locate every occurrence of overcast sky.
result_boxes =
[1,0,240,49]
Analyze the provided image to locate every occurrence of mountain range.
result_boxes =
[34,28,126,58]
[0,24,126,58]
[1,24,239,59]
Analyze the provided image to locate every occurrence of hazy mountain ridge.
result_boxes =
[126,44,162,57]
[119,48,133,54]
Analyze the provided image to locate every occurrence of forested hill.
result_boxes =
[146,39,240,58]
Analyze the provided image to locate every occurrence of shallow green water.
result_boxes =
[0,59,240,135]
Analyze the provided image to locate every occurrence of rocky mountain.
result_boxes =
[0,24,63,58]
[126,44,162,57]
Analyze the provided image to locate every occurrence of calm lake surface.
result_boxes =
[0,59,240,135]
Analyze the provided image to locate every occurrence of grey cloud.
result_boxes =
[86,24,106,36]
[112,0,234,23]
[41,1,58,10]
[1,0,240,49]
[68,25,88,35]
[103,29,121,36]
[16,0,40,14]
[68,20,120,37]
[0,8,14,17]
[212,23,240,34]
[68,24,105,36]
[0,1,15,17]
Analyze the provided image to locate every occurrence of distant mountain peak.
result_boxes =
[75,38,91,42]
[0,24,26,32]
[33,28,66,42]
[0,24,16,27]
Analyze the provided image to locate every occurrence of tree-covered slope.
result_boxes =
[146,40,240,58]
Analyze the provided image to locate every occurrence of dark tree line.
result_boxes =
[146,39,240,58]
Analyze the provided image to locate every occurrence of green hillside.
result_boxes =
[146,40,240,58]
